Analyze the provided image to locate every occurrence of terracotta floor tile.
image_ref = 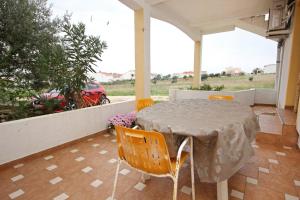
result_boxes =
[244,184,284,200]
[122,188,158,200]
[258,114,282,135]
[238,163,258,179]
[258,171,298,196]
[269,162,296,179]
[195,182,217,200]
[247,154,269,168]
[228,173,246,192]
[0,167,20,182]
[0,181,18,200]
[277,156,300,174]
[0,110,299,200]
[58,171,94,195]
[277,108,297,126]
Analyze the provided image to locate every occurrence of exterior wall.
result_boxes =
[92,73,114,83]
[0,101,135,165]
[297,98,300,147]
[169,88,276,106]
[255,89,277,105]
[263,64,276,74]
[285,0,300,107]
[278,36,292,109]
[296,99,300,148]
[119,70,135,80]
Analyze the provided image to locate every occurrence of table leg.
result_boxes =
[217,180,228,200]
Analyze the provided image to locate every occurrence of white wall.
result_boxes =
[255,88,277,105]
[0,101,135,165]
[278,36,292,109]
[169,88,276,106]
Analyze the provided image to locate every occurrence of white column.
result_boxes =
[134,8,151,100]
[192,36,203,88]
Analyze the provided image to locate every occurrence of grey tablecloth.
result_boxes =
[136,99,259,182]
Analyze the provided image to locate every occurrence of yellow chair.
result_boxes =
[208,95,234,101]
[111,126,195,200]
[136,98,154,111]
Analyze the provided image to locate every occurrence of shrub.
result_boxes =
[249,77,254,81]
[201,74,208,81]
[189,84,225,91]
[214,85,225,91]
[171,76,178,84]
[214,73,221,77]
[200,84,212,91]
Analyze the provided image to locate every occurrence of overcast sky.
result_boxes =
[48,0,277,74]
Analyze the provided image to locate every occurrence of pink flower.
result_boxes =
[108,112,136,128]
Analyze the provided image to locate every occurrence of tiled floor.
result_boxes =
[277,108,297,126]
[253,106,282,135]
[0,108,300,200]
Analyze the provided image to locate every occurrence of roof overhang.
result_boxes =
[119,0,272,40]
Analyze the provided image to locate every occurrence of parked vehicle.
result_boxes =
[81,82,110,107]
[32,82,110,111]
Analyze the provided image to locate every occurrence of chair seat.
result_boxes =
[170,151,189,173]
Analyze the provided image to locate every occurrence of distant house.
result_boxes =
[263,64,276,74]
[225,67,242,75]
[91,71,122,83]
[91,70,157,82]
[172,71,207,78]
[118,70,135,80]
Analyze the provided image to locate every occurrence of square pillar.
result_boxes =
[192,37,203,89]
[134,8,151,100]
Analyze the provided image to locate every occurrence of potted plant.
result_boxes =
[107,112,136,135]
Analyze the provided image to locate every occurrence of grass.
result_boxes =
[103,74,275,96]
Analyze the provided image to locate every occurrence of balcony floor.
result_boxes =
[1,108,300,200]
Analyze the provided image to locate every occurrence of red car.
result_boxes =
[32,82,110,110]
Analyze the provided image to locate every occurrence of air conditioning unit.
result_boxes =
[267,0,295,37]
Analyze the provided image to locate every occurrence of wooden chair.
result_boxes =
[111,126,195,200]
[136,98,154,111]
[208,95,234,101]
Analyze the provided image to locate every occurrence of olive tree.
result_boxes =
[0,0,61,119]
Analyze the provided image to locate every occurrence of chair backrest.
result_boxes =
[208,95,234,101]
[136,98,154,111]
[115,126,172,175]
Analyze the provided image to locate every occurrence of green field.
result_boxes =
[103,74,275,96]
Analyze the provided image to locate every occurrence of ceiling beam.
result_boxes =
[236,19,267,37]
[151,4,202,40]
[201,25,236,35]
[145,0,171,6]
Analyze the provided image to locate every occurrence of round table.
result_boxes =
[136,99,259,183]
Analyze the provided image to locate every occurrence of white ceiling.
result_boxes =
[119,0,272,40]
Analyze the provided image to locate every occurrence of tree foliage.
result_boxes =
[0,0,107,120]
[0,0,61,108]
[252,68,263,75]
[50,17,107,107]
